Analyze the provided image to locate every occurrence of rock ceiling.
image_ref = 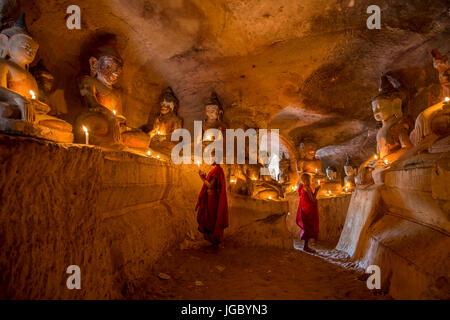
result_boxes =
[5,0,450,164]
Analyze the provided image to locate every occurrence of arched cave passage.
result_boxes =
[0,0,449,300]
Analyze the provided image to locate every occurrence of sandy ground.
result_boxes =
[128,241,390,300]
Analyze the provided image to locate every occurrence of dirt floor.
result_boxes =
[129,241,390,300]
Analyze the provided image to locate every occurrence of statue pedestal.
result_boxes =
[337,152,450,299]
[0,117,73,143]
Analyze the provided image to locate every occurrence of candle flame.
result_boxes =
[445,97,449,102]
[268,196,272,200]
[384,159,389,165]
[156,155,160,159]
[113,109,117,115]
[82,125,88,134]
[374,154,378,160]
[147,150,151,156]
[29,90,36,99]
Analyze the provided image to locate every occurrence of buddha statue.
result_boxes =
[31,62,68,116]
[343,154,357,191]
[202,92,227,133]
[145,87,183,155]
[278,154,291,188]
[409,50,450,152]
[356,75,413,185]
[76,34,150,151]
[318,166,342,197]
[296,140,325,185]
[0,13,73,143]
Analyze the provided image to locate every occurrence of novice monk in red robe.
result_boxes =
[195,162,229,246]
[296,173,320,253]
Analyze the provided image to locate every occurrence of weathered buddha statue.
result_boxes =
[431,49,450,101]
[31,62,68,116]
[343,154,357,191]
[318,166,342,197]
[77,34,149,150]
[0,13,73,143]
[202,92,227,133]
[409,49,450,153]
[250,163,284,200]
[278,155,291,188]
[296,140,325,185]
[356,75,413,185]
[145,87,183,155]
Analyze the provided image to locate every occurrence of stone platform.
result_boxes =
[0,134,202,299]
[337,152,450,299]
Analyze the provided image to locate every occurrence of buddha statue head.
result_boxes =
[372,75,403,123]
[0,13,39,70]
[89,35,123,87]
[159,87,179,115]
[326,166,337,180]
[344,154,357,177]
[299,140,317,161]
[204,92,223,122]
[431,49,449,73]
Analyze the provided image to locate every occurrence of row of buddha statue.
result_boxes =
[294,140,357,198]
[0,14,229,155]
[0,14,448,199]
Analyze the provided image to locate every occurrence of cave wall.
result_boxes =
[337,153,450,299]
[0,134,202,299]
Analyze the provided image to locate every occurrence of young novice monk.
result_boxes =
[296,173,320,253]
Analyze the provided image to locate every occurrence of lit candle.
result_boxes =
[82,126,89,145]
[384,159,389,165]
[268,196,272,200]
[113,109,117,116]
[29,90,36,100]
[318,180,321,185]
[156,155,160,159]
[197,161,200,167]
[445,97,449,102]
[328,190,332,196]
[345,187,349,193]
[374,154,378,160]
[315,168,318,174]
[147,150,151,156]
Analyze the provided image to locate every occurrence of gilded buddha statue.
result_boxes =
[76,34,150,151]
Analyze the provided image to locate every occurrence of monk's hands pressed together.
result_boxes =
[198,170,206,181]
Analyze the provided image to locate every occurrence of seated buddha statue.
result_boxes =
[277,154,291,190]
[343,154,357,192]
[296,140,325,185]
[144,87,183,155]
[202,92,227,133]
[0,13,73,143]
[76,34,149,151]
[409,49,450,153]
[356,75,413,185]
[252,164,284,201]
[318,166,342,197]
[31,62,68,116]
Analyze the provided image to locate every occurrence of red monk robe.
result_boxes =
[296,184,319,240]
[195,164,229,244]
